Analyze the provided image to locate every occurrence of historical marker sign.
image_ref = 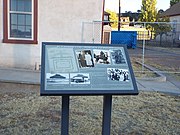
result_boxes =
[40,42,138,95]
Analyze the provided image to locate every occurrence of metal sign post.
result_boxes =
[60,95,113,135]
[61,96,70,135]
[102,95,112,135]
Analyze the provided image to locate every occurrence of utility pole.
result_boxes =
[118,0,121,31]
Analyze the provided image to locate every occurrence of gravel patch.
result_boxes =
[0,83,180,135]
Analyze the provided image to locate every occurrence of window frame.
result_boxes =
[3,0,38,44]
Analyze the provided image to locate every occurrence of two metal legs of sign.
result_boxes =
[61,95,112,135]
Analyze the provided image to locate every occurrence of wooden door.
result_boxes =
[103,32,110,44]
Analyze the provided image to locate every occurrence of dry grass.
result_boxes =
[131,46,180,80]
[131,58,157,78]
[143,58,180,81]
[0,83,179,135]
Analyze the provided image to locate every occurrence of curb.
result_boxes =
[0,79,40,85]
[135,61,166,82]
[0,67,40,73]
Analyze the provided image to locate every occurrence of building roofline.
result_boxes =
[160,2,180,17]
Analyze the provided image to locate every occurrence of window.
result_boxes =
[172,20,177,32]
[104,15,109,21]
[3,0,38,44]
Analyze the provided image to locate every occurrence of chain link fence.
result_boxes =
[81,21,180,80]
[81,21,103,43]
[135,22,180,47]
[81,21,180,46]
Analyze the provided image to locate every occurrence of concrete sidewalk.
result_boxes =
[0,67,40,85]
[0,67,179,95]
[137,80,180,95]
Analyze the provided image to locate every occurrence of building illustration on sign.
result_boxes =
[70,73,90,84]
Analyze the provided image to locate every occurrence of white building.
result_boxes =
[0,0,104,69]
[161,2,180,41]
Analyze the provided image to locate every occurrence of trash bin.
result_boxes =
[111,31,137,49]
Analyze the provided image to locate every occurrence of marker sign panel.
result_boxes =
[40,42,138,96]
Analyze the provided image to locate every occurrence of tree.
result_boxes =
[140,0,157,22]
[158,9,164,14]
[140,0,158,32]
[155,12,171,46]
[170,0,180,6]
[137,10,142,13]
[106,10,118,28]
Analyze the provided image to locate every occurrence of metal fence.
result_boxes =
[81,21,103,43]
[81,21,180,80]
[135,22,180,47]
[81,21,180,47]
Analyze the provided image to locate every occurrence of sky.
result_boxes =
[105,0,170,13]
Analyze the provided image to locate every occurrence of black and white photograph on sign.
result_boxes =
[110,49,126,64]
[93,49,111,64]
[70,73,90,84]
[46,73,69,84]
[107,68,129,82]
[76,50,94,68]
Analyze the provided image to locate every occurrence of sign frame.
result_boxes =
[40,42,138,96]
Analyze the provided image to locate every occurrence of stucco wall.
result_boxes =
[0,0,103,69]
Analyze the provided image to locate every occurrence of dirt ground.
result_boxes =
[0,82,179,135]
[128,46,180,83]
[128,46,180,72]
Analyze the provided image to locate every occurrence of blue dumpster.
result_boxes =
[111,31,137,49]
